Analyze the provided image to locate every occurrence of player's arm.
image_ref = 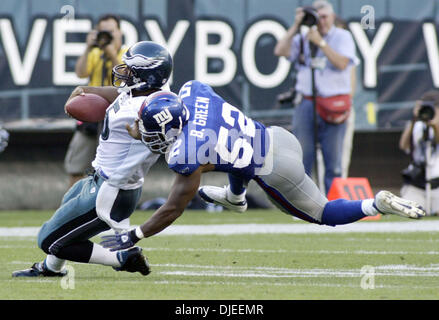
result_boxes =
[65,85,119,111]
[139,168,203,237]
[100,165,210,251]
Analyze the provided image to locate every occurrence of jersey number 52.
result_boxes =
[215,103,256,168]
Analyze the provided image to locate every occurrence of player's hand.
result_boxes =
[64,86,86,114]
[100,229,140,251]
[126,118,142,140]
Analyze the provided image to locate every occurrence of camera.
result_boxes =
[301,6,319,27]
[418,102,436,122]
[93,30,113,48]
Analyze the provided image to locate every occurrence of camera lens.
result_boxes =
[96,31,113,48]
[301,7,319,27]
[418,103,435,122]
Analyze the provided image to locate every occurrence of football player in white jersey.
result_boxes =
[12,41,171,277]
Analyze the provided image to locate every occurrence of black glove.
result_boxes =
[100,229,140,251]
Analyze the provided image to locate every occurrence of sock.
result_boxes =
[88,243,121,267]
[55,241,94,263]
[361,199,380,216]
[228,173,246,196]
[226,185,246,203]
[44,254,66,272]
[321,199,366,226]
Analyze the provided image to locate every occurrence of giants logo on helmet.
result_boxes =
[152,108,173,127]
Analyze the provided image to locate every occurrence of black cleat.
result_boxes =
[12,262,67,277]
[114,247,151,276]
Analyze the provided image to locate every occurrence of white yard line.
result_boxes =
[1,220,439,237]
[7,261,439,279]
[5,278,427,289]
[141,247,439,255]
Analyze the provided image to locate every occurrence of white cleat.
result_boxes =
[198,186,248,213]
[373,191,426,219]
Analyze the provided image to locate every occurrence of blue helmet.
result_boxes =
[112,41,173,92]
[138,91,189,154]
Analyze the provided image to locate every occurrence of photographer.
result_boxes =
[65,14,126,187]
[399,90,439,215]
[274,0,359,193]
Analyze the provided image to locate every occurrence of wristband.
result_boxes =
[127,229,140,243]
[134,226,144,240]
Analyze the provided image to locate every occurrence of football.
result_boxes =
[65,93,110,122]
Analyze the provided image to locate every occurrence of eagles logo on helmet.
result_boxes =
[112,41,172,92]
[138,91,189,154]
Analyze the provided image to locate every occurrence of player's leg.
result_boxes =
[13,175,147,276]
[40,183,145,269]
[255,126,425,224]
[13,175,103,277]
[60,172,89,205]
[198,173,248,212]
[11,254,68,277]
[52,185,148,275]
[13,176,95,277]
[13,242,148,277]
[52,240,149,275]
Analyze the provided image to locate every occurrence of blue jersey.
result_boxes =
[167,80,269,180]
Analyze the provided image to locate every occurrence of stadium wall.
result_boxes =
[1,0,439,132]
[0,130,408,210]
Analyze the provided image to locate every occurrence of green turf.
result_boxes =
[1,210,438,300]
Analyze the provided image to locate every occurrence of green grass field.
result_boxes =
[1,209,439,300]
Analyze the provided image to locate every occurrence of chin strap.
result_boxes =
[117,82,147,94]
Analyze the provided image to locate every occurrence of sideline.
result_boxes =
[1,220,439,237]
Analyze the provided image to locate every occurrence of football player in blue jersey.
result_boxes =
[12,41,172,278]
[100,80,426,253]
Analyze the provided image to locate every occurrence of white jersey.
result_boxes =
[92,92,160,189]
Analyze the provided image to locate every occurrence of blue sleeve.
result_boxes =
[166,134,201,176]
[178,80,198,107]
[168,162,200,176]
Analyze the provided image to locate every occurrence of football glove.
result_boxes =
[100,229,140,251]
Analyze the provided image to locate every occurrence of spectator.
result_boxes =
[274,0,359,193]
[64,14,126,187]
[399,90,439,216]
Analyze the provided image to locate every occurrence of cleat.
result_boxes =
[373,191,426,219]
[198,186,247,213]
[114,247,150,276]
[12,261,67,277]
